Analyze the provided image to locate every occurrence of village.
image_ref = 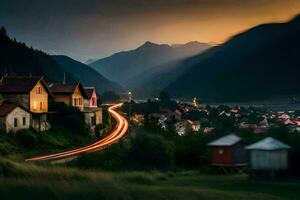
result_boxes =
[0,76,103,134]
[122,93,300,177]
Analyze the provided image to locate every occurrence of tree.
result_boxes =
[50,102,86,134]
[0,27,7,37]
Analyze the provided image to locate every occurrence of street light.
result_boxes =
[128,91,132,120]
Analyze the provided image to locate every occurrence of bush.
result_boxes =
[50,102,86,134]
[15,129,38,148]
[130,133,174,169]
[73,141,130,170]
[174,133,211,169]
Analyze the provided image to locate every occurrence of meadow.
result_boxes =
[0,157,300,200]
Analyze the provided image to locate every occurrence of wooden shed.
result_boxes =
[245,137,290,171]
[207,134,247,170]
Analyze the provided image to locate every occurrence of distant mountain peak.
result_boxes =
[138,41,170,50]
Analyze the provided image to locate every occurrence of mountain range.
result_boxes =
[89,41,211,88]
[163,14,300,101]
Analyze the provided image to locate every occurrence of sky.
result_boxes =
[1,0,300,62]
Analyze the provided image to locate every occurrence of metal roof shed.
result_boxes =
[207,134,247,167]
[246,137,291,171]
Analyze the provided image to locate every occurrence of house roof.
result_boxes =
[0,102,27,117]
[0,76,52,96]
[84,87,95,99]
[49,82,87,98]
[207,134,242,146]
[246,137,290,150]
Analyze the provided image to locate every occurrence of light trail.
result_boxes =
[26,103,128,161]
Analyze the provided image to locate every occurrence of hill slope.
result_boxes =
[0,27,74,83]
[90,41,211,87]
[52,55,124,94]
[165,15,300,102]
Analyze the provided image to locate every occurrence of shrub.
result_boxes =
[15,129,38,148]
[49,102,86,135]
[130,133,174,169]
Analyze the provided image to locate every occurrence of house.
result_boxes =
[204,127,214,134]
[158,115,167,130]
[207,134,247,168]
[82,87,102,133]
[0,102,30,133]
[0,76,52,131]
[84,87,97,108]
[174,109,182,120]
[175,121,186,136]
[187,120,200,132]
[49,82,87,111]
[175,120,200,135]
[246,137,290,174]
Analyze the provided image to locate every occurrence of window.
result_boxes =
[14,118,18,127]
[92,97,96,106]
[33,100,37,111]
[36,86,42,94]
[23,117,26,126]
[91,116,96,126]
[40,102,43,110]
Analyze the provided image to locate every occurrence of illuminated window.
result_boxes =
[33,100,37,111]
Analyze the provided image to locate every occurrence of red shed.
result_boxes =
[207,134,247,167]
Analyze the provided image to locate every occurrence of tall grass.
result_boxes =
[0,157,299,200]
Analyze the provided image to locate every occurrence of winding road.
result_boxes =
[26,103,128,161]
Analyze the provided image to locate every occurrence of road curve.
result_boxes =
[26,103,128,161]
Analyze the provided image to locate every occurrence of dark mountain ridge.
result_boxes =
[164,14,300,102]
[0,27,74,83]
[52,55,124,94]
[0,27,123,93]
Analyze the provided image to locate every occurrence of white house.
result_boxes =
[0,102,30,133]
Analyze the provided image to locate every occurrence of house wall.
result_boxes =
[84,108,103,133]
[84,90,97,108]
[210,146,233,165]
[72,86,84,111]
[95,108,103,124]
[53,95,71,105]
[5,107,30,133]
[249,150,289,170]
[29,81,48,113]
[1,94,29,110]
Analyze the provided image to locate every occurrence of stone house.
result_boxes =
[0,76,52,131]
[0,101,30,133]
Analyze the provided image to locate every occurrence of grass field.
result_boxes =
[0,158,299,200]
